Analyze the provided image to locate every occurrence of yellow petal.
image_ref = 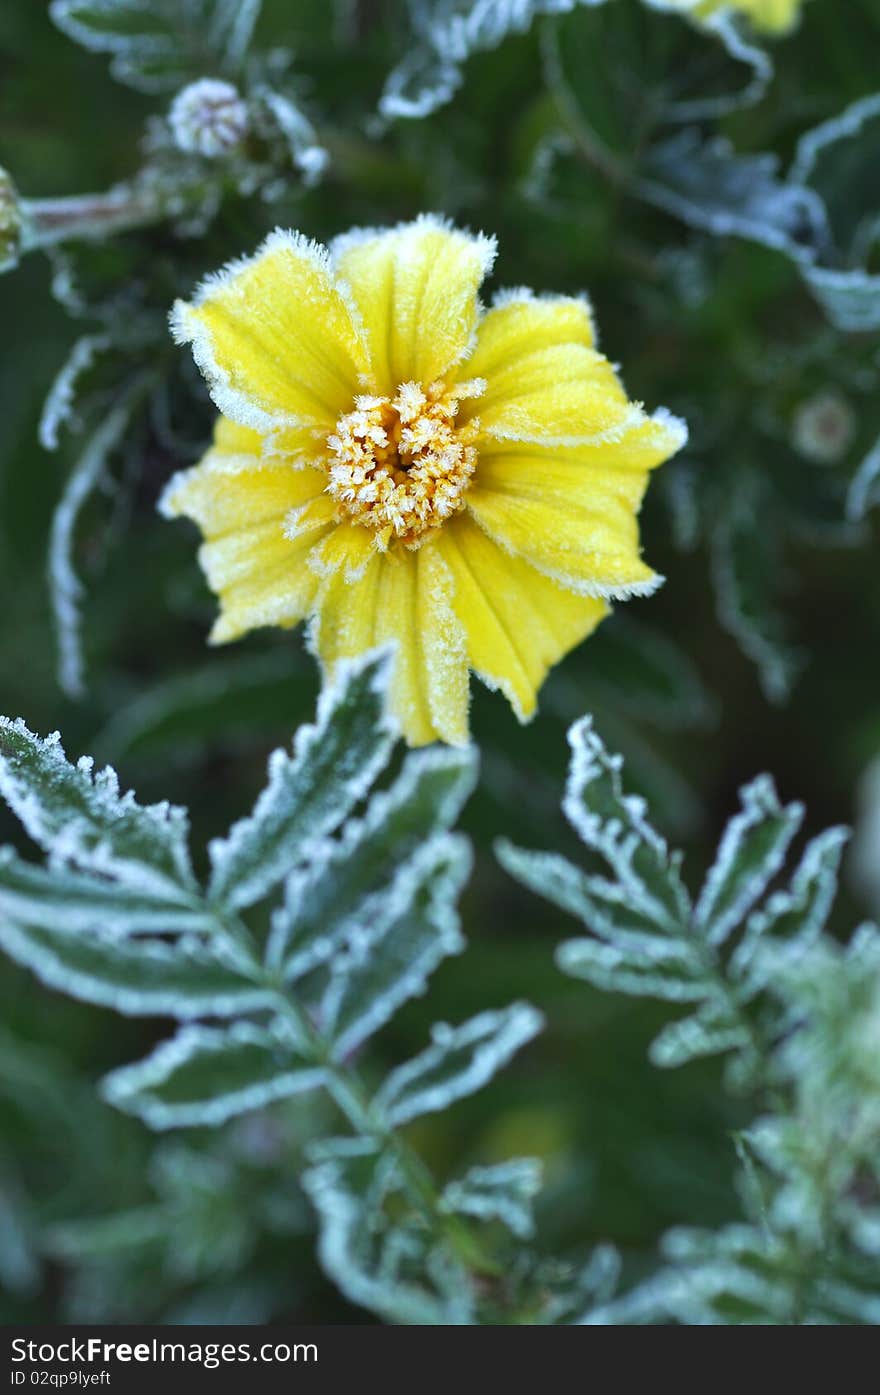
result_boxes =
[172,230,369,433]
[475,408,686,504]
[330,215,496,394]
[465,473,659,600]
[458,291,638,446]
[438,515,607,720]
[310,537,468,746]
[212,416,263,455]
[160,439,329,643]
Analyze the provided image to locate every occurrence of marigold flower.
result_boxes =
[161,217,685,745]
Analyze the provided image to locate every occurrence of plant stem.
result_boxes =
[21,187,167,253]
[215,907,503,1281]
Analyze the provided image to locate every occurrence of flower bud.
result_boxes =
[169,79,249,159]
[792,391,856,465]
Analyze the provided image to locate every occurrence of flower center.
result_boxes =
[325,379,484,549]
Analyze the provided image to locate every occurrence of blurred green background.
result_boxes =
[1,0,879,1322]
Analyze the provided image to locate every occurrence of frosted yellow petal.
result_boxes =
[160,450,325,542]
[172,230,369,433]
[330,215,496,393]
[415,544,469,746]
[204,523,328,644]
[160,438,329,643]
[439,515,607,720]
[311,539,468,746]
[474,409,686,513]
[457,291,636,446]
[212,416,263,455]
[466,473,659,599]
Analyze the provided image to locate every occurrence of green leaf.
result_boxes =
[0,845,208,935]
[316,833,470,1060]
[711,478,804,703]
[208,650,396,911]
[502,718,851,1076]
[268,744,477,982]
[0,919,271,1019]
[693,775,803,949]
[102,1021,323,1128]
[50,0,261,91]
[441,1159,543,1240]
[0,718,196,900]
[637,131,826,263]
[375,1005,543,1127]
[303,1137,475,1323]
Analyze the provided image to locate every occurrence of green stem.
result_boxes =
[215,907,503,1282]
[21,186,167,253]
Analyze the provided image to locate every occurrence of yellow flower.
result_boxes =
[161,217,685,746]
[672,0,803,33]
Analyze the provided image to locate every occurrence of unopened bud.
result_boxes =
[792,390,856,465]
[169,79,249,159]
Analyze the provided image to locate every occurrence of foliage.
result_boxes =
[3,0,880,1326]
[501,720,880,1324]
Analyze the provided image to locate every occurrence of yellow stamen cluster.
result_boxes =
[325,379,484,549]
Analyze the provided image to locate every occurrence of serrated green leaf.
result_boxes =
[102,1022,323,1128]
[208,650,396,911]
[50,0,259,91]
[694,775,803,949]
[0,919,271,1019]
[441,1158,542,1240]
[317,833,470,1060]
[0,845,209,936]
[375,1004,543,1128]
[0,718,196,900]
[268,744,477,981]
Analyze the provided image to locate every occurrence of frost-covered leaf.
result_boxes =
[0,718,196,900]
[793,93,880,263]
[693,775,803,950]
[48,387,146,699]
[731,826,849,994]
[208,650,396,911]
[381,0,607,120]
[641,7,773,120]
[792,94,880,332]
[502,718,850,1076]
[254,88,328,185]
[268,744,477,981]
[375,1005,543,1127]
[711,481,804,703]
[303,1138,474,1324]
[38,333,113,453]
[315,834,469,1061]
[50,0,261,92]
[848,432,880,523]
[561,715,691,934]
[637,131,826,262]
[605,1224,880,1326]
[0,920,270,1020]
[441,1158,542,1240]
[0,845,207,936]
[102,1021,323,1129]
